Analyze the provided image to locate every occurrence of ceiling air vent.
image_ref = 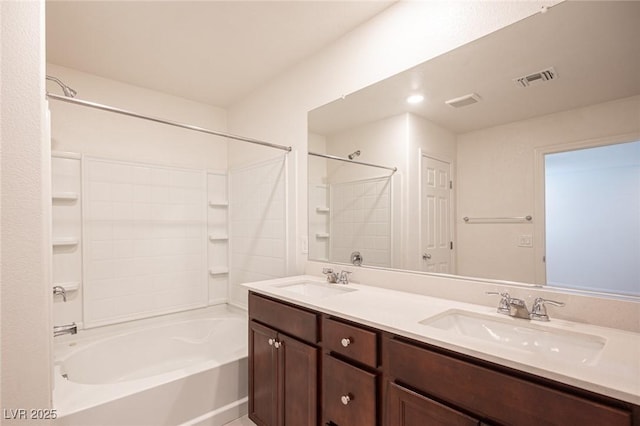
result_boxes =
[514,67,558,88]
[445,93,481,108]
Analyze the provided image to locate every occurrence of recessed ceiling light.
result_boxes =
[406,94,424,104]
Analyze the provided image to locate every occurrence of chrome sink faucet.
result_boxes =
[486,292,565,321]
[322,267,352,284]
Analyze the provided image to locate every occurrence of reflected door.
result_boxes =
[420,155,452,273]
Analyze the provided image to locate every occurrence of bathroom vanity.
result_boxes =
[245,277,640,426]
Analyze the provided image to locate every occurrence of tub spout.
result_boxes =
[54,322,77,337]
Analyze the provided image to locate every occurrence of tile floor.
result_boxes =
[223,415,257,426]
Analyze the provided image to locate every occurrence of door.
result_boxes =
[249,321,279,426]
[420,155,452,273]
[281,334,318,426]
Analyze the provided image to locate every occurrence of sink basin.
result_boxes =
[419,309,606,365]
[276,281,357,298]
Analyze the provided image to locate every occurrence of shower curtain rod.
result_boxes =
[46,92,292,152]
[308,151,397,173]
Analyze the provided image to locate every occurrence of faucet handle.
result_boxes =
[337,270,352,284]
[53,285,67,302]
[322,267,334,274]
[530,297,565,321]
[486,291,511,315]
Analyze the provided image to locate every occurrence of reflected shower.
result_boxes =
[348,150,361,160]
[46,75,77,98]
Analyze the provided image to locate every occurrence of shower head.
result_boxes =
[348,150,361,160]
[46,75,77,98]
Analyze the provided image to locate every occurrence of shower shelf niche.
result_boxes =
[53,282,80,292]
[53,238,79,247]
[52,192,79,201]
[209,267,229,276]
[208,201,229,207]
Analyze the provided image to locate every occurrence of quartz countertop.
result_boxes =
[243,275,640,405]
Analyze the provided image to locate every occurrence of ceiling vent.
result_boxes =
[445,93,481,108]
[514,67,558,88]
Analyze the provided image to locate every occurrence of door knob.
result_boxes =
[422,253,432,260]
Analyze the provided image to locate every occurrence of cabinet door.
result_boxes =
[249,321,279,426]
[280,334,318,426]
[323,354,377,426]
[387,382,479,426]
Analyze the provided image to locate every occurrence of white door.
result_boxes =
[420,155,452,273]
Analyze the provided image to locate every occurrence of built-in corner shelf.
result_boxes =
[53,238,79,247]
[208,234,229,241]
[209,267,229,276]
[315,233,330,239]
[208,201,229,207]
[316,207,330,213]
[52,192,79,201]
[53,282,80,292]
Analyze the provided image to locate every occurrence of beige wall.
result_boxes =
[456,95,640,283]
[1,0,53,421]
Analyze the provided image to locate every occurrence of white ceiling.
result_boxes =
[309,1,640,135]
[46,0,395,107]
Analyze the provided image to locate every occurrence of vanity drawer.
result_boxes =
[323,317,378,367]
[249,292,318,343]
[323,354,377,426]
[386,338,632,426]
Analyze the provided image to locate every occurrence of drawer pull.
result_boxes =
[341,337,352,347]
[341,394,353,405]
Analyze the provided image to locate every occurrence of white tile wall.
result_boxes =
[330,176,392,267]
[229,156,287,305]
[82,157,208,327]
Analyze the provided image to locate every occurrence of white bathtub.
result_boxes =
[53,306,248,426]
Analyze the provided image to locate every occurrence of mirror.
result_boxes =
[307,1,640,297]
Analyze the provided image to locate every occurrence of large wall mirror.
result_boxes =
[307,1,640,298]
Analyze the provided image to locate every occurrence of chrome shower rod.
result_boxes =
[308,151,397,172]
[46,93,292,152]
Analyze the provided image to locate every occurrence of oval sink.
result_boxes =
[419,309,606,366]
[276,281,357,298]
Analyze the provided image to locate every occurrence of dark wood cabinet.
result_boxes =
[387,382,479,426]
[248,291,638,426]
[322,354,377,426]
[384,337,634,426]
[249,294,318,426]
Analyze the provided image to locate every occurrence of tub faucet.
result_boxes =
[53,285,67,302]
[54,322,77,337]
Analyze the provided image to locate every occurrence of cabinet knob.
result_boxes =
[268,338,275,346]
[274,341,281,349]
[340,394,352,405]
[340,337,352,348]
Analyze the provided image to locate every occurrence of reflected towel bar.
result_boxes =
[463,215,532,223]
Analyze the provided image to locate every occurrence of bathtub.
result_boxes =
[53,306,248,426]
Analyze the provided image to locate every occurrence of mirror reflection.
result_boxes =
[308,1,640,297]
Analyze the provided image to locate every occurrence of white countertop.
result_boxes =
[243,275,640,405]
